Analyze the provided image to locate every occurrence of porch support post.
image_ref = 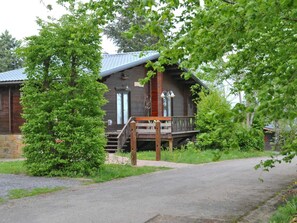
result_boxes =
[150,72,163,117]
[130,121,137,166]
[155,120,161,161]
[168,138,173,152]
[156,72,163,117]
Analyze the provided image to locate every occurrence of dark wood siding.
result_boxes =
[0,87,9,133]
[0,85,24,134]
[102,65,149,131]
[11,88,24,133]
[163,71,194,116]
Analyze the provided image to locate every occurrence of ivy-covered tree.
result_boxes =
[0,30,22,72]
[104,0,158,52]
[19,8,107,176]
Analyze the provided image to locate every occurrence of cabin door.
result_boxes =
[116,91,130,127]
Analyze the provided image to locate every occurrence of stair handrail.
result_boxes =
[117,116,134,150]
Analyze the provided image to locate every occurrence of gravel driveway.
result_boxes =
[0,174,82,198]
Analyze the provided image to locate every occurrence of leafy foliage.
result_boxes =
[195,90,264,151]
[195,90,236,150]
[19,8,107,176]
[120,0,296,164]
[0,30,22,72]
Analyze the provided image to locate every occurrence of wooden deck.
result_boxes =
[106,116,198,152]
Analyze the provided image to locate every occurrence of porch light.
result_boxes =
[161,91,175,98]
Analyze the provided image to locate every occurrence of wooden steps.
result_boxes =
[105,131,129,153]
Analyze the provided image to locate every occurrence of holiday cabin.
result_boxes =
[0,51,205,158]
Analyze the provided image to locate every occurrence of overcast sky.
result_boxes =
[0,0,117,53]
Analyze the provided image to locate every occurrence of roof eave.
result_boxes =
[100,53,160,77]
[0,81,24,85]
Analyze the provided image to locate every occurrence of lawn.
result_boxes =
[0,161,168,182]
[8,187,65,199]
[0,161,27,174]
[118,148,275,164]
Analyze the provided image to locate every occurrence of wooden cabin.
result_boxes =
[0,51,205,157]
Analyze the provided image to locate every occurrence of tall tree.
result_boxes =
[19,6,107,176]
[0,30,22,72]
[125,0,297,165]
[104,0,158,52]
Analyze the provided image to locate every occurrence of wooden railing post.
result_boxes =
[155,120,161,161]
[130,121,137,166]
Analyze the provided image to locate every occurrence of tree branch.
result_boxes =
[221,0,235,4]
[282,17,297,22]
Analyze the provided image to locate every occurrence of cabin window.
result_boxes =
[0,94,2,110]
[116,91,130,125]
[163,97,173,117]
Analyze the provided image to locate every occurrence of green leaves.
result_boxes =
[20,3,107,176]
[195,90,264,151]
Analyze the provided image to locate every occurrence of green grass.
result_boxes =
[269,196,297,223]
[0,161,26,174]
[92,164,169,183]
[0,197,5,204]
[8,187,65,200]
[0,161,168,184]
[118,149,275,164]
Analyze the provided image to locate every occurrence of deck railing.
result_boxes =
[172,116,195,132]
[116,116,196,150]
[117,116,134,150]
[134,117,172,135]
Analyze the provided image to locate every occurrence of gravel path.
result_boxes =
[0,174,82,198]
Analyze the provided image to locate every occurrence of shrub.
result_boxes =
[20,12,107,176]
[195,90,238,150]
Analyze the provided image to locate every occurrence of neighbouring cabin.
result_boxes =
[0,51,205,157]
[0,85,24,134]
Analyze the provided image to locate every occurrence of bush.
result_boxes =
[195,90,264,151]
[20,12,107,176]
[234,123,264,151]
[195,90,238,150]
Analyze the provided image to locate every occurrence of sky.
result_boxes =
[0,0,117,53]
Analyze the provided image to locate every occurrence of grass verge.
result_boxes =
[8,187,65,199]
[0,161,168,182]
[118,149,275,164]
[0,161,169,203]
[0,161,26,174]
[93,164,169,183]
[269,196,297,223]
[0,197,5,204]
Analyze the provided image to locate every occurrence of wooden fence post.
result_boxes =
[155,120,161,161]
[130,121,137,166]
